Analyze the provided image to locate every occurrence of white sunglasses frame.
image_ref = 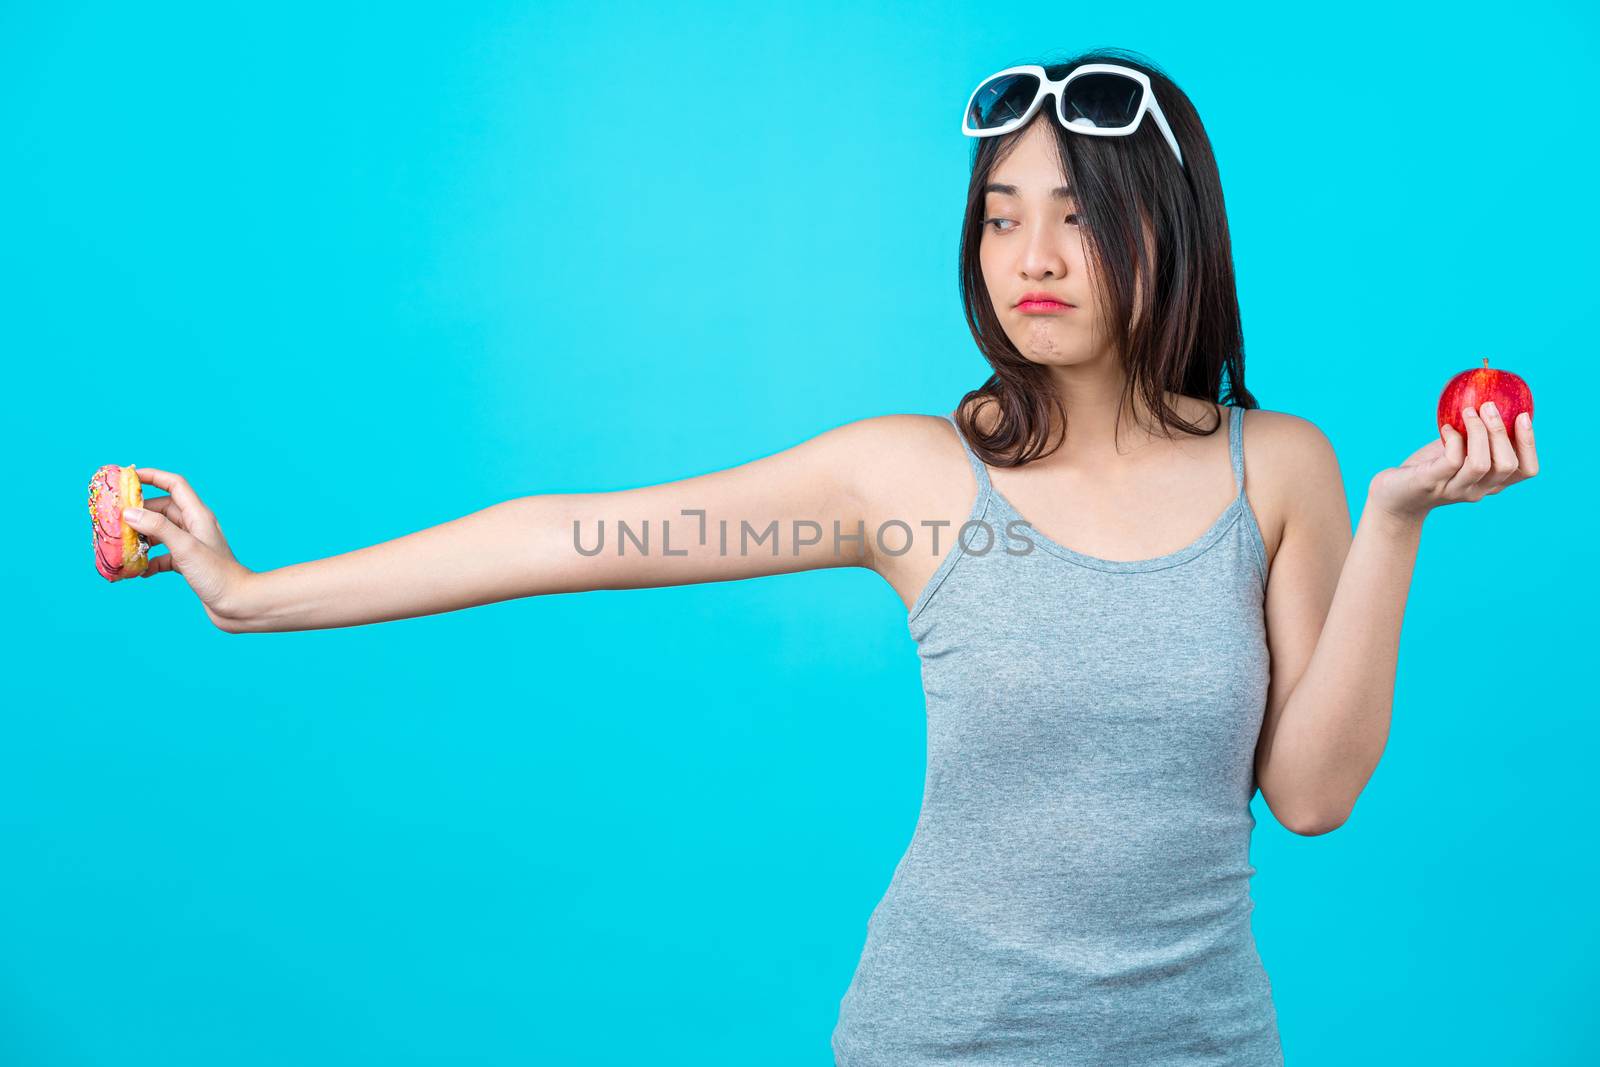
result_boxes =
[961,63,1185,170]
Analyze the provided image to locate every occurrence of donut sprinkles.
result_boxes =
[89,464,150,581]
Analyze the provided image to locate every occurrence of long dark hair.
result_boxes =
[955,46,1257,466]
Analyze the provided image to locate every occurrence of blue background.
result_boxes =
[5,1,1592,1063]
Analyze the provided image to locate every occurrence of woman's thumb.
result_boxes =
[123,506,196,556]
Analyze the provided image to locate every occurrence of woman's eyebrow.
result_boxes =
[983,183,1075,200]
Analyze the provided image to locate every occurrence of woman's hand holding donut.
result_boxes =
[121,467,255,630]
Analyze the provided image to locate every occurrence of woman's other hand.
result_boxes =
[1367,402,1539,525]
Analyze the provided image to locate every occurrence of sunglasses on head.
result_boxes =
[961,62,1185,171]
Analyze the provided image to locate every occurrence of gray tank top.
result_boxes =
[833,404,1283,1066]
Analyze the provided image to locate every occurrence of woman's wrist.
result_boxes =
[1361,487,1428,541]
[213,565,273,633]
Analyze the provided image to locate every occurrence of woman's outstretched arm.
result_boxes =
[126,418,892,634]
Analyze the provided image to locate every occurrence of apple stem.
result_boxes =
[1482,356,1490,369]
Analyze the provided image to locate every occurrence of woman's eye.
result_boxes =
[981,215,1080,233]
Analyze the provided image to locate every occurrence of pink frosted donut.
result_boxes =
[88,464,150,581]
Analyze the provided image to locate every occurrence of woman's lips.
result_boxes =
[1016,300,1074,313]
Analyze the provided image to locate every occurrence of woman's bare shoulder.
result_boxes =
[832,411,971,493]
[829,409,980,536]
[1239,406,1340,478]
[1237,405,1344,563]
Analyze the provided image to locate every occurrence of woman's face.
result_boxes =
[978,117,1125,368]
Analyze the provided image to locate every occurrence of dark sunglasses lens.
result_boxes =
[1060,72,1143,129]
[967,73,1041,130]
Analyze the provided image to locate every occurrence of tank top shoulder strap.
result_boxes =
[942,412,993,499]
[1228,405,1245,495]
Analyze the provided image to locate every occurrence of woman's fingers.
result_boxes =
[1444,405,1493,497]
[1435,422,1466,474]
[133,467,240,562]
[1477,402,1522,487]
[141,494,187,526]
[140,552,175,577]
[135,468,213,523]
[1514,413,1539,477]
[123,505,202,561]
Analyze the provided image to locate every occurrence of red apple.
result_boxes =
[1437,357,1533,438]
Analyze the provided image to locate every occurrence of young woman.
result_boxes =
[120,47,1538,1067]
